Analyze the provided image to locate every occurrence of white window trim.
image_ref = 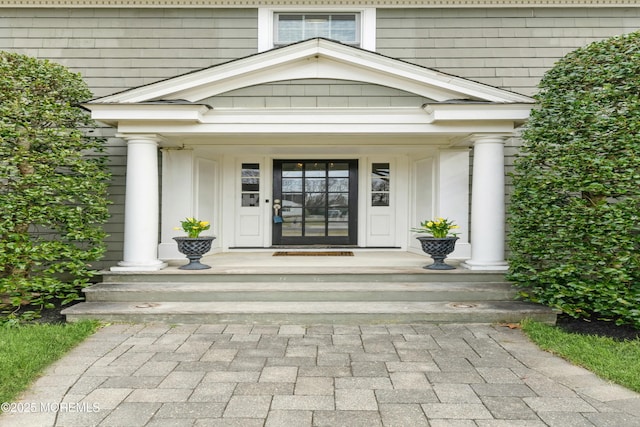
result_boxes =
[258,7,376,53]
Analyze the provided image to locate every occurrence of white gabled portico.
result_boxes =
[82,38,534,272]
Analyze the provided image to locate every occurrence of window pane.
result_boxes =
[330,15,357,42]
[276,13,359,46]
[329,162,349,177]
[371,178,389,192]
[372,193,389,207]
[305,219,326,236]
[282,206,302,236]
[371,163,389,207]
[305,178,326,192]
[241,163,260,207]
[305,162,326,177]
[329,178,349,192]
[328,208,348,221]
[242,193,259,207]
[328,221,348,236]
[282,162,303,177]
[277,15,303,43]
[372,163,389,181]
[242,178,259,192]
[282,178,302,192]
[305,193,326,207]
[283,193,303,206]
[304,15,331,39]
[328,193,348,207]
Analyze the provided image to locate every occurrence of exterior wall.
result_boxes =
[1,5,638,264]
[377,7,640,96]
[202,79,434,108]
[0,8,258,97]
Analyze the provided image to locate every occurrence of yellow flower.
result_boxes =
[427,221,434,227]
[200,221,209,227]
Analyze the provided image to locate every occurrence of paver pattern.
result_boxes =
[2,323,639,426]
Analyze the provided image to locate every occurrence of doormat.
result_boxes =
[273,251,354,256]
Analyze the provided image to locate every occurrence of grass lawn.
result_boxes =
[0,320,99,409]
[522,319,640,393]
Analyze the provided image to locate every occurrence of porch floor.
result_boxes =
[163,250,467,275]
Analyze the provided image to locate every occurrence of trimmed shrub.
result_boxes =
[508,31,640,327]
[0,51,110,323]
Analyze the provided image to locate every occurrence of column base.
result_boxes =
[111,260,168,272]
[461,260,508,271]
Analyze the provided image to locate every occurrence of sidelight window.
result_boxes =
[371,163,390,206]
[241,163,260,207]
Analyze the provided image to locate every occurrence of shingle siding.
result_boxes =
[2,8,258,96]
[376,7,640,96]
[204,80,434,109]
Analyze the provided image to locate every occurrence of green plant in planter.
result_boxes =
[412,218,460,238]
[176,217,211,238]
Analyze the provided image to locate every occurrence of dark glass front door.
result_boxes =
[272,160,358,245]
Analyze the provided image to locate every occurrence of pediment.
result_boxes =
[88,38,533,105]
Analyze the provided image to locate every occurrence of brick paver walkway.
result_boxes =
[2,323,639,426]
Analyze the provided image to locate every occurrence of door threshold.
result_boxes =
[229,246,401,250]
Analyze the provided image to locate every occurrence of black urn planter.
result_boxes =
[416,236,458,270]
[173,236,215,270]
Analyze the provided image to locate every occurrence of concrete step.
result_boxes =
[100,270,508,284]
[62,300,558,325]
[83,281,517,303]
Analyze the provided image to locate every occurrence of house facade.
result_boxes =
[1,1,639,271]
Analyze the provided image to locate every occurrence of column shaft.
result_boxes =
[113,135,167,271]
[463,136,508,270]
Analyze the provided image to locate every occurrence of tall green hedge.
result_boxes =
[508,32,640,327]
[0,52,110,322]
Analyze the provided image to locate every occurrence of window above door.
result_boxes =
[275,13,359,47]
[258,8,376,52]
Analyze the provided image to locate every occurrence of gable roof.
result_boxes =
[88,38,534,105]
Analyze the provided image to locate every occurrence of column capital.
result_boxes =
[466,134,510,145]
[116,133,166,144]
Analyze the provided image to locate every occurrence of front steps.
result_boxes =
[62,267,557,325]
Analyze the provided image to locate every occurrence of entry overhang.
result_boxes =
[113,112,521,136]
[82,38,535,139]
[86,103,211,127]
[87,104,532,137]
[422,103,532,124]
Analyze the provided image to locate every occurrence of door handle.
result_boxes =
[273,199,283,223]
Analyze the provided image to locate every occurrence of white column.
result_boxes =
[462,135,508,270]
[112,135,167,271]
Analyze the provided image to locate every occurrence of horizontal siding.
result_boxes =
[377,7,640,96]
[205,79,434,108]
[1,8,258,97]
